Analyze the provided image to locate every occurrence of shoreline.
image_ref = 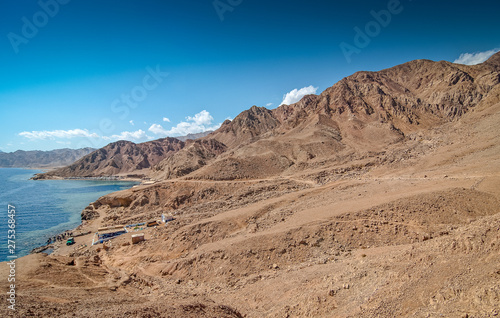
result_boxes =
[30,227,93,255]
[30,173,146,183]
[27,179,143,258]
[0,168,143,262]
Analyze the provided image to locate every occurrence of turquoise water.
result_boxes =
[0,168,138,262]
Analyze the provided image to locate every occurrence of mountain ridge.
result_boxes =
[0,147,95,168]
[31,132,215,179]
[33,138,184,179]
[33,52,500,180]
[160,52,500,181]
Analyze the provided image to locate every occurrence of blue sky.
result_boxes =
[0,0,499,151]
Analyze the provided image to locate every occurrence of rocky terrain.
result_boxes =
[0,147,95,168]
[146,52,499,184]
[2,53,500,317]
[31,133,217,179]
[32,138,185,179]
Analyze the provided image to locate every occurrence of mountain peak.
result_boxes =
[485,51,500,66]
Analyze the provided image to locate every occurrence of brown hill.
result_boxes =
[153,52,500,181]
[36,53,499,181]
[33,138,185,179]
[152,138,227,179]
[209,106,281,149]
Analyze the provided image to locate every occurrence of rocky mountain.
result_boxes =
[0,147,95,168]
[209,106,281,148]
[151,52,500,181]
[33,53,500,182]
[152,138,227,180]
[33,138,184,179]
[31,132,214,179]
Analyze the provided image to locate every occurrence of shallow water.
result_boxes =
[0,168,138,262]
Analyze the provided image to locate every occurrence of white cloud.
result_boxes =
[19,129,99,140]
[163,117,170,122]
[129,120,135,126]
[453,48,500,65]
[148,124,169,136]
[186,110,213,125]
[280,85,318,105]
[266,103,273,107]
[149,110,221,137]
[103,129,152,142]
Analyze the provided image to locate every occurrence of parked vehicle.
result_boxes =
[66,237,75,246]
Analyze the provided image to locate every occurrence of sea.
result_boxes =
[0,168,139,262]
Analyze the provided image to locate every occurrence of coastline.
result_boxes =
[0,168,141,262]
[27,176,145,257]
[30,172,146,182]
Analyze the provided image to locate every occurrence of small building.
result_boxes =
[162,214,175,223]
[147,220,159,227]
[132,233,145,244]
[97,225,125,232]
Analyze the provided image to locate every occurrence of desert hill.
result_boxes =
[34,53,500,181]
[32,133,217,179]
[0,147,95,168]
[154,53,500,181]
[3,52,500,317]
[33,138,184,179]
[152,138,227,180]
